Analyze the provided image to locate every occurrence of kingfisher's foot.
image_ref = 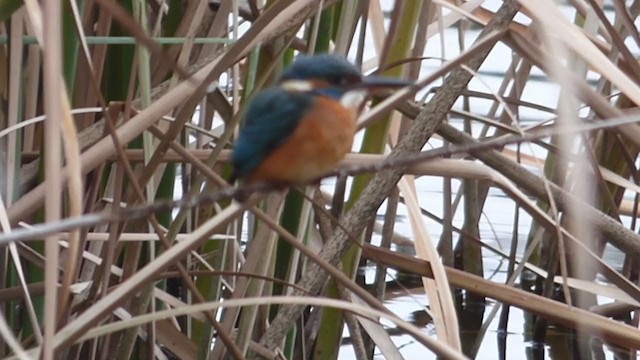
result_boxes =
[232,188,252,202]
[233,181,292,202]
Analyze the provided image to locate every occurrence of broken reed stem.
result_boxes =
[255,0,521,354]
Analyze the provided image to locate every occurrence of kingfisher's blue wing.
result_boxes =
[232,88,314,178]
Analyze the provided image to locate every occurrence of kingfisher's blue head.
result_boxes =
[278,54,411,102]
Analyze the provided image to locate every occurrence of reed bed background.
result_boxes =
[1,0,640,359]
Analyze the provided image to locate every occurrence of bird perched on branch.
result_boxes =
[230,54,410,185]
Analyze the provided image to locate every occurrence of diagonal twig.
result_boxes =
[254,0,521,355]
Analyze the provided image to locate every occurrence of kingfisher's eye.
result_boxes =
[327,76,345,86]
[332,76,356,87]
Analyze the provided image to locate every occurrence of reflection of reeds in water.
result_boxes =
[3,0,640,359]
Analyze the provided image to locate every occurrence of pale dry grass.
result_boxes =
[1,1,640,359]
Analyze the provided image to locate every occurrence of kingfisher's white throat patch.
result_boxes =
[340,90,366,109]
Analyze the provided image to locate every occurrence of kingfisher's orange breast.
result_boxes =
[246,96,357,184]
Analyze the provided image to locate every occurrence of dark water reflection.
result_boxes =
[340,265,634,360]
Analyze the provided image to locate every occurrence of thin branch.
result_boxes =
[4,105,640,245]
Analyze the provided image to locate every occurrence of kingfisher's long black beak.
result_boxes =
[352,76,414,92]
[338,76,413,108]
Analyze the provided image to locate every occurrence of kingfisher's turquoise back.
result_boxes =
[232,88,314,178]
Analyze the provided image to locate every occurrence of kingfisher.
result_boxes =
[230,54,410,185]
